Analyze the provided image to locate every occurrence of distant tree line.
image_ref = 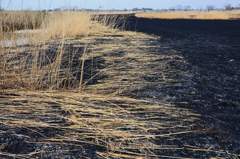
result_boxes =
[19,3,240,13]
[168,3,240,11]
[132,8,153,11]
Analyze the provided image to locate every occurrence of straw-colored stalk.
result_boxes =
[0,10,122,92]
[79,43,88,93]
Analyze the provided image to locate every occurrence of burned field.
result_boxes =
[0,16,240,158]
[126,17,240,156]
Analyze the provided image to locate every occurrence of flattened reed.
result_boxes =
[1,90,228,158]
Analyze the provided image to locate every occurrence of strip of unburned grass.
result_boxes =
[136,10,240,20]
[0,11,125,93]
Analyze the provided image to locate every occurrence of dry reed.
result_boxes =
[0,10,123,93]
[1,90,233,158]
[0,8,238,158]
[42,11,92,39]
[0,10,47,31]
[136,10,240,20]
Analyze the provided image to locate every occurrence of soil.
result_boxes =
[0,16,240,158]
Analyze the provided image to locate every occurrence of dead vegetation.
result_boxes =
[0,8,239,158]
[136,10,240,20]
[0,10,125,92]
[0,10,47,31]
[1,28,238,158]
[1,89,233,158]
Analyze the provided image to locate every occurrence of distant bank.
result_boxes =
[135,10,240,20]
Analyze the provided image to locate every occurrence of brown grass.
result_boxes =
[0,10,47,31]
[0,10,124,93]
[42,11,112,40]
[1,90,229,158]
[136,10,240,20]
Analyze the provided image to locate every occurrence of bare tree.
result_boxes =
[176,5,182,11]
[60,6,78,11]
[184,6,191,11]
[124,8,128,12]
[72,6,78,11]
[169,7,175,11]
[225,4,232,10]
[132,8,138,11]
[206,5,214,11]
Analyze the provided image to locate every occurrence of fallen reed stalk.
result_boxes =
[1,90,235,158]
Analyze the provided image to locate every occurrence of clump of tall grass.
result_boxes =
[0,10,125,93]
[42,11,92,39]
[41,11,124,40]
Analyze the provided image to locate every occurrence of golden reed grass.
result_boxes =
[136,10,240,20]
[42,12,92,39]
[0,10,121,93]
[0,10,47,31]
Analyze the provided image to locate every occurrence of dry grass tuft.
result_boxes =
[41,11,124,41]
[42,12,92,40]
[136,10,240,20]
[0,10,125,92]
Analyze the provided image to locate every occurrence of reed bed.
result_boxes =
[136,10,240,20]
[42,11,115,40]
[0,10,47,31]
[0,10,125,93]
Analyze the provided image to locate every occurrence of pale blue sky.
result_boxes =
[1,0,239,10]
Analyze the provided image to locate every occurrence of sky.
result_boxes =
[1,0,240,10]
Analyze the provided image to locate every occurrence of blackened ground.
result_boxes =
[126,16,240,145]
